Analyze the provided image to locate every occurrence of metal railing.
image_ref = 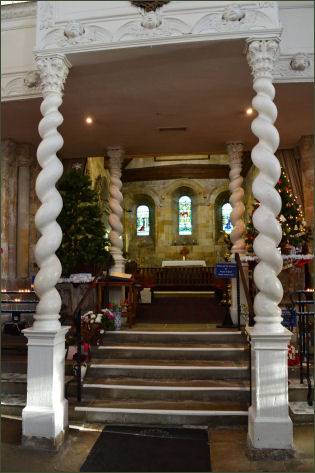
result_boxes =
[290,290,314,406]
[235,253,255,400]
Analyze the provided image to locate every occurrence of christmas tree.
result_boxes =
[245,169,308,253]
[56,170,114,276]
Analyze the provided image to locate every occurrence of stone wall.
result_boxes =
[123,177,230,267]
[1,140,39,289]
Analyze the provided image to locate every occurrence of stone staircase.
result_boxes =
[74,329,251,426]
[1,329,313,425]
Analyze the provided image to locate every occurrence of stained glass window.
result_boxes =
[222,203,233,234]
[136,205,150,236]
[178,196,192,235]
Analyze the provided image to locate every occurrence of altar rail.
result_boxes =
[135,266,223,292]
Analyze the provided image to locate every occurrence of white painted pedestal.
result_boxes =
[22,326,70,450]
[247,326,293,450]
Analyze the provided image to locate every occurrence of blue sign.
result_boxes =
[215,263,237,278]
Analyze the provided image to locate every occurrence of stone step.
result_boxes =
[88,359,249,380]
[102,330,244,345]
[288,378,314,402]
[79,377,251,402]
[92,344,248,361]
[1,373,27,395]
[289,402,314,424]
[74,399,249,426]
[1,358,74,376]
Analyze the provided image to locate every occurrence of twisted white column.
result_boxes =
[246,38,283,332]
[22,54,71,449]
[33,55,70,331]
[227,142,245,254]
[107,146,125,273]
[246,37,293,452]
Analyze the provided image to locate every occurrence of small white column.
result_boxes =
[246,37,293,451]
[22,54,71,450]
[227,142,246,325]
[107,146,125,274]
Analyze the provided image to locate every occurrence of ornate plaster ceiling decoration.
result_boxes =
[130,1,171,13]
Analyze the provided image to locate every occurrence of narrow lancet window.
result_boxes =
[178,196,192,235]
[222,202,233,234]
[136,205,150,236]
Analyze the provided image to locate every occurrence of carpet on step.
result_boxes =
[80,425,211,472]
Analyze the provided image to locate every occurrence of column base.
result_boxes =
[248,405,293,451]
[247,326,293,451]
[22,425,67,452]
[22,326,70,449]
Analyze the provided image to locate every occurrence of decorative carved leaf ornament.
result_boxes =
[130,1,170,12]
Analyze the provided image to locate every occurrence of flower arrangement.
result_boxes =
[100,308,115,331]
[104,301,129,330]
[81,310,111,345]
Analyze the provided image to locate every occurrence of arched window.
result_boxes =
[178,195,192,235]
[136,205,150,236]
[222,203,233,234]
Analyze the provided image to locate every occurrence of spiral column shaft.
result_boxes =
[107,146,125,273]
[227,142,245,254]
[32,55,70,330]
[246,38,293,452]
[246,38,284,333]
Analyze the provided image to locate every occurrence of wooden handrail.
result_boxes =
[235,253,255,326]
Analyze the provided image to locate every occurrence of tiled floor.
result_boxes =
[1,418,313,472]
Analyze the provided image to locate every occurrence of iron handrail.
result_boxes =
[72,270,104,402]
[290,290,314,407]
[235,253,255,327]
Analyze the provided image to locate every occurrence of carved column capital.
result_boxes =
[107,146,125,167]
[35,54,71,96]
[1,140,17,167]
[226,142,244,165]
[298,135,314,155]
[16,144,34,167]
[246,37,280,80]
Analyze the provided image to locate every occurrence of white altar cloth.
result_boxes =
[162,260,206,267]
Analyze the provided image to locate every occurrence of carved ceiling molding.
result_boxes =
[37,1,280,51]
[273,53,314,83]
[42,21,112,49]
[1,1,37,20]
[1,70,42,102]
[192,7,275,35]
[115,16,189,41]
[130,1,171,13]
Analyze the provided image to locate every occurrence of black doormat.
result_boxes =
[80,425,211,472]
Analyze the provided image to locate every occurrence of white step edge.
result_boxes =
[75,406,249,416]
[104,331,242,335]
[97,346,245,352]
[90,363,248,370]
[83,383,250,391]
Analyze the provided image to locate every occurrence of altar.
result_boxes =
[162,260,206,267]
